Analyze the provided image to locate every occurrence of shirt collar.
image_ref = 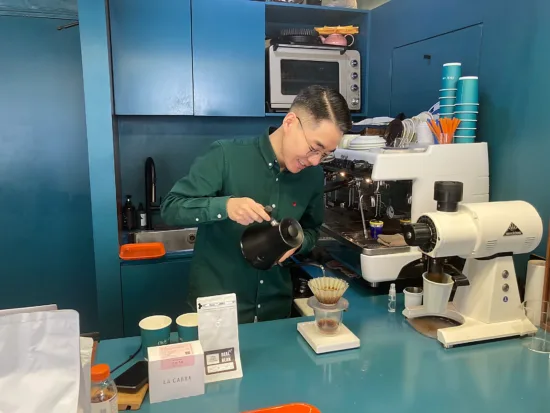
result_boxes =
[258,128,279,171]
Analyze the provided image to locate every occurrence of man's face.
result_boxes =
[282,113,343,174]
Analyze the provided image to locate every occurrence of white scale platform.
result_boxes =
[297,321,360,354]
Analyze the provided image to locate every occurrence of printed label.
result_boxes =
[504,222,523,236]
[160,343,194,370]
[204,348,236,375]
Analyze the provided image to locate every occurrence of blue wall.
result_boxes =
[118,116,277,216]
[368,0,550,261]
[0,16,98,331]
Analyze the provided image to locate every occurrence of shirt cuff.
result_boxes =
[209,196,232,221]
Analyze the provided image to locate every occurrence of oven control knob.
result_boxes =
[350,60,359,67]
[351,98,360,106]
[351,72,359,80]
[350,84,359,92]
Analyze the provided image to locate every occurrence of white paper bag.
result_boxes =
[197,293,242,383]
[0,309,82,413]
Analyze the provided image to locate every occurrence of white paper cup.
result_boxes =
[423,272,454,313]
[403,287,423,308]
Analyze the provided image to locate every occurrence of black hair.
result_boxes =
[290,85,352,133]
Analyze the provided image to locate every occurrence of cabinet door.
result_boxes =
[121,258,193,337]
[192,0,265,116]
[110,0,193,115]
[390,25,482,117]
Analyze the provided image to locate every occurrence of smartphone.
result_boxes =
[114,361,148,393]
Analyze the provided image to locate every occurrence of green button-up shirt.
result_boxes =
[161,130,324,323]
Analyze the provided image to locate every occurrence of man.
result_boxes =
[161,85,352,323]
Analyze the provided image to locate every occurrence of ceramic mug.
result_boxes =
[320,33,354,47]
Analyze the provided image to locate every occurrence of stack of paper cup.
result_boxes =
[439,63,461,119]
[454,76,479,143]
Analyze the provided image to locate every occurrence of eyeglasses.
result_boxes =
[296,117,334,162]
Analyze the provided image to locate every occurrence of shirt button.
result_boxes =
[257,304,261,309]
[268,163,272,167]
[272,204,276,208]
[260,280,264,284]
[217,214,222,219]
[195,218,199,222]
[275,178,279,182]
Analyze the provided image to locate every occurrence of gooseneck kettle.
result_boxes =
[240,206,304,270]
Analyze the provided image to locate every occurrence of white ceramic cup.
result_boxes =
[416,122,434,145]
[422,272,454,313]
[403,287,423,308]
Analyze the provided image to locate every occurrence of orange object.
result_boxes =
[119,242,166,260]
[242,403,321,413]
[427,118,462,145]
[91,364,110,382]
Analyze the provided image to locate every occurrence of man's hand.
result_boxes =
[278,247,298,264]
[227,198,271,226]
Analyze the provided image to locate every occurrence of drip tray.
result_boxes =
[407,316,462,339]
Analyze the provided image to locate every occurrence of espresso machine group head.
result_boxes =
[402,181,543,347]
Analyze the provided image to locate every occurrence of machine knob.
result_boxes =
[351,98,360,106]
[350,59,359,67]
[351,72,359,80]
[403,223,433,247]
[350,84,359,92]
[434,181,463,212]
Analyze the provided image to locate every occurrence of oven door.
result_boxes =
[269,46,347,109]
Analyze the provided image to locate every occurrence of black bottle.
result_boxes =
[137,202,147,229]
[123,195,136,230]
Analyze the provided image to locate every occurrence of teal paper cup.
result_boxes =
[439,113,453,119]
[176,313,198,342]
[439,89,457,98]
[439,97,456,106]
[456,76,479,104]
[439,104,454,114]
[139,315,172,359]
[457,120,477,129]
[454,103,479,112]
[454,111,478,120]
[441,63,462,89]
[455,137,475,144]
[455,128,476,137]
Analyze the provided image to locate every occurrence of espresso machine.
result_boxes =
[402,181,543,348]
[321,143,490,284]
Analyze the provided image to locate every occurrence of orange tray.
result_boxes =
[242,403,321,413]
[119,242,166,260]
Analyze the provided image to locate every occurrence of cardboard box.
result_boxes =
[148,341,205,404]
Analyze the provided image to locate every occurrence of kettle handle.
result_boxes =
[264,206,279,226]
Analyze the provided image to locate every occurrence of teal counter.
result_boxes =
[96,279,550,413]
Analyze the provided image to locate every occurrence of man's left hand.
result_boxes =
[278,247,298,264]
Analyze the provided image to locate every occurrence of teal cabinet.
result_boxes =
[390,25,483,117]
[191,0,266,116]
[109,0,194,115]
[121,258,193,337]
[109,0,265,116]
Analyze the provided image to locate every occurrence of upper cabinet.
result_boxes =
[191,0,265,117]
[110,0,194,115]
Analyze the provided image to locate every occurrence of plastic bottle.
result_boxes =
[137,202,147,229]
[123,195,136,230]
[388,283,396,313]
[91,364,118,413]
